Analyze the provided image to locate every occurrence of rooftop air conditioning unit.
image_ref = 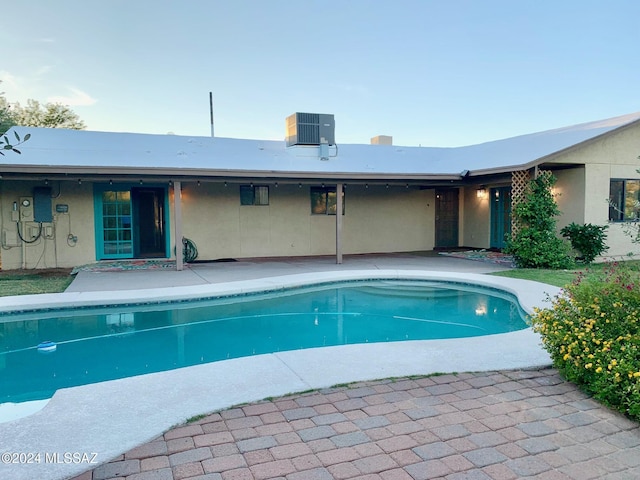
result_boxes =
[286,112,335,147]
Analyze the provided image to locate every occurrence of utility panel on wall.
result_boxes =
[33,187,53,223]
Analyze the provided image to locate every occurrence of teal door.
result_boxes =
[95,189,133,259]
[94,184,169,260]
[490,186,512,249]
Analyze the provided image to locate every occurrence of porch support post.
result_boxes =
[173,180,184,271]
[336,182,343,264]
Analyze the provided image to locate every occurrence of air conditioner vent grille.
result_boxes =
[286,112,335,147]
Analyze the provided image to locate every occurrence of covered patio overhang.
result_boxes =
[1,165,504,270]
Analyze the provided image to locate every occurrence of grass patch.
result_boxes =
[186,413,208,424]
[490,268,578,288]
[0,268,73,296]
[490,260,640,288]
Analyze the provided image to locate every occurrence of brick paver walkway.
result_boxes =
[74,369,640,480]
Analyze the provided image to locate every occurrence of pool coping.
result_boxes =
[0,270,560,480]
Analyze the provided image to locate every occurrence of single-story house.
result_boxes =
[1,111,639,270]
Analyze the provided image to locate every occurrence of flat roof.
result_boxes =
[2,111,639,179]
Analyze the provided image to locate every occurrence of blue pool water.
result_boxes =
[0,280,528,403]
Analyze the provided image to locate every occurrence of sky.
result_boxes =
[2,0,639,147]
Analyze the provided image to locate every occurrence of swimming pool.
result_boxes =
[0,279,527,403]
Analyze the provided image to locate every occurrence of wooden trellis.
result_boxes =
[510,168,553,237]
[510,170,530,237]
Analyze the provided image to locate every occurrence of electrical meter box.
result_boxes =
[19,197,34,222]
[33,187,53,223]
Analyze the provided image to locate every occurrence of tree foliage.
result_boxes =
[505,172,573,269]
[0,93,16,135]
[0,130,31,156]
[8,99,86,130]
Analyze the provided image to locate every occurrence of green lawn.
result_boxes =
[490,260,640,287]
[0,269,74,297]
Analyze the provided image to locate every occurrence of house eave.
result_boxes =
[0,165,463,183]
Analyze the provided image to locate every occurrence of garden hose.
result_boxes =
[182,237,198,263]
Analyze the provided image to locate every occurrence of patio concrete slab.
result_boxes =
[64,253,511,293]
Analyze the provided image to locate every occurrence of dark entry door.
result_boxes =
[132,187,166,258]
[490,186,512,249]
[435,188,459,248]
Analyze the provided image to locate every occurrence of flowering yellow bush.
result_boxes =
[530,263,640,420]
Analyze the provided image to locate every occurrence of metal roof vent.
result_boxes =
[286,112,335,147]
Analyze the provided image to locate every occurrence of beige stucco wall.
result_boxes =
[461,186,491,248]
[0,180,96,270]
[342,185,434,254]
[548,121,640,258]
[554,167,585,229]
[0,181,435,270]
[182,184,435,260]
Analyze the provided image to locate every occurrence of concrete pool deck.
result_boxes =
[1,254,638,479]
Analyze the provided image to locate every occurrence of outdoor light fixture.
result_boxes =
[476,187,487,199]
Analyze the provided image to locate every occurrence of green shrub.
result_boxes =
[530,263,640,420]
[505,172,573,269]
[560,222,609,264]
[506,229,573,269]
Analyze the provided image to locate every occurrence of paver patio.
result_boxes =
[74,368,640,480]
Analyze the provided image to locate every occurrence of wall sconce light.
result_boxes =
[476,187,487,199]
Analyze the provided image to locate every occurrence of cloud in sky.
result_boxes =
[48,88,97,106]
[0,72,20,91]
[36,65,53,76]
